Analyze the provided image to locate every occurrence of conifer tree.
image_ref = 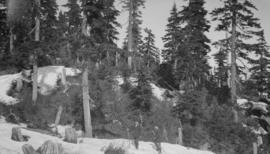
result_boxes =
[213,43,229,87]
[174,0,210,89]
[162,3,180,64]
[0,0,8,67]
[122,0,145,69]
[64,0,82,32]
[79,0,121,137]
[141,28,159,68]
[129,68,152,113]
[211,0,261,113]
[40,0,58,42]
[249,30,270,97]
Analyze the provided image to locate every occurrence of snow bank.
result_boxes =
[0,121,215,154]
[115,76,167,101]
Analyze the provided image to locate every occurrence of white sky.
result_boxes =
[57,0,270,66]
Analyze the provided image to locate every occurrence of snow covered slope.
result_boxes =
[0,120,214,154]
[115,76,167,101]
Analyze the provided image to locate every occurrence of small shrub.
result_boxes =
[104,144,126,154]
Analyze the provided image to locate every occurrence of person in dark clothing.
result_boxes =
[131,121,141,149]
[152,126,162,154]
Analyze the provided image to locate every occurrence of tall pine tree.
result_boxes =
[122,0,145,69]
[249,30,270,97]
[64,0,82,32]
[175,0,210,89]
[40,0,58,42]
[211,0,261,110]
[141,28,159,68]
[162,3,180,64]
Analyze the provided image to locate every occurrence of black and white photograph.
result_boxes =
[0,0,270,153]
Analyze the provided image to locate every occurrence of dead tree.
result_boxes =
[32,0,40,104]
[54,105,63,134]
[81,13,93,138]
[127,0,134,69]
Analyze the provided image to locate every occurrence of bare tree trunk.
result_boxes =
[9,27,14,55]
[174,59,178,72]
[115,52,119,66]
[231,3,238,123]
[61,68,69,93]
[253,142,257,154]
[127,0,134,69]
[177,120,183,145]
[163,127,169,142]
[32,0,40,104]
[81,13,93,138]
[82,65,92,138]
[54,105,63,128]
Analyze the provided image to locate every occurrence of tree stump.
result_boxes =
[37,140,64,154]
[11,127,24,141]
[64,127,77,143]
[22,144,36,154]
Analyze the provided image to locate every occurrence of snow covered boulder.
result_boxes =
[0,70,31,105]
[237,98,268,114]
[37,66,81,95]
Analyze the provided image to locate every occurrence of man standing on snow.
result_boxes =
[152,126,162,154]
[131,121,141,149]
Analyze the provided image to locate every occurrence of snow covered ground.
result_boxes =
[0,118,214,154]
